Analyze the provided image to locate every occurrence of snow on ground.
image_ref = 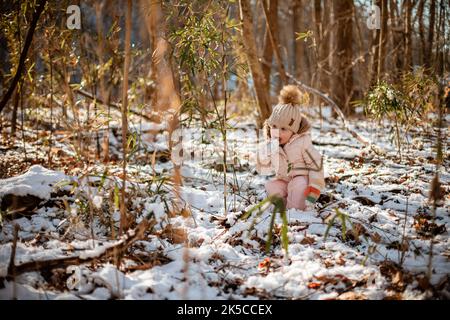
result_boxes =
[0,165,69,201]
[0,111,448,300]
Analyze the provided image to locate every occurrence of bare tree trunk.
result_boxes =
[370,0,381,85]
[331,0,354,114]
[294,0,310,85]
[262,0,278,93]
[11,88,19,138]
[239,0,272,126]
[120,0,132,235]
[389,0,403,81]
[145,1,181,115]
[321,2,330,93]
[0,0,47,115]
[403,0,413,71]
[260,0,287,86]
[434,0,445,74]
[417,0,426,65]
[313,0,322,91]
[377,0,388,80]
[144,0,183,215]
[425,0,436,70]
[95,1,111,163]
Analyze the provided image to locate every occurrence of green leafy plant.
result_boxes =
[241,195,289,255]
[365,81,407,157]
[324,207,352,242]
[364,70,438,159]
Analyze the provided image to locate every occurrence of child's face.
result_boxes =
[270,125,294,145]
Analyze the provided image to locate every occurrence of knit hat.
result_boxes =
[267,85,310,134]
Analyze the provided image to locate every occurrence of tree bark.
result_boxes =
[313,0,322,91]
[389,0,403,81]
[120,0,132,235]
[370,0,381,85]
[434,0,445,74]
[417,0,426,65]
[239,0,272,126]
[321,2,330,92]
[95,1,111,163]
[403,0,413,71]
[424,0,436,70]
[146,1,181,115]
[377,0,388,80]
[331,0,354,114]
[262,0,278,93]
[0,0,47,115]
[293,0,310,85]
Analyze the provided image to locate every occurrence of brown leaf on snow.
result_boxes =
[353,196,377,206]
[326,175,340,184]
[392,271,403,286]
[336,255,346,266]
[159,224,187,244]
[370,232,382,243]
[314,275,339,285]
[323,259,334,268]
[337,291,367,300]
[383,293,403,300]
[300,236,316,245]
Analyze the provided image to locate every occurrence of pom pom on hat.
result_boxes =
[278,85,303,105]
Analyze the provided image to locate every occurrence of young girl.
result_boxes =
[257,85,325,210]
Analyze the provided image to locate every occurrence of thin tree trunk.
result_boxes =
[377,0,388,80]
[389,0,403,81]
[425,0,436,70]
[313,0,322,91]
[11,88,19,138]
[260,0,287,86]
[144,0,183,215]
[239,0,272,126]
[417,0,426,65]
[321,2,330,93]
[262,0,278,93]
[403,0,413,71]
[434,0,445,74]
[0,0,47,115]
[95,1,111,163]
[120,0,132,235]
[294,0,310,85]
[331,0,354,114]
[370,0,381,85]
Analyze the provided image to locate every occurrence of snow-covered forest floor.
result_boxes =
[0,108,448,300]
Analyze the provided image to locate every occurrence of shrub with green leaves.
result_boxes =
[166,0,241,127]
[364,70,438,157]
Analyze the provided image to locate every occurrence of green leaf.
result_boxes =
[265,209,276,254]
[324,212,337,241]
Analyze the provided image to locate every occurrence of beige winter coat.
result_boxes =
[256,131,325,192]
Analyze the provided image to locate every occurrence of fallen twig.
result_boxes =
[6,217,155,278]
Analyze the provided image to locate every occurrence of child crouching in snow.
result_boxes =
[256,85,325,210]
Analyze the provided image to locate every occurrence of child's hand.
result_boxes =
[304,186,320,204]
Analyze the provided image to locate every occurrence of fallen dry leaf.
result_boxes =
[337,291,367,300]
[159,224,187,244]
[300,236,316,245]
[307,282,322,289]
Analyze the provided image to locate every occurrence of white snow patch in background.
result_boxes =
[0,165,69,201]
